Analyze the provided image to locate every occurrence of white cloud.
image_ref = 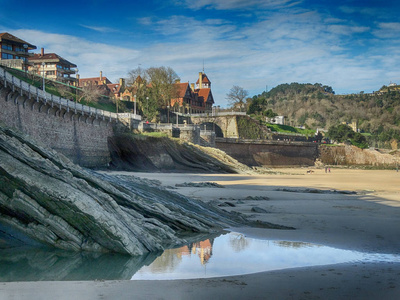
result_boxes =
[176,0,302,10]
[372,22,400,39]
[80,24,119,33]
[6,29,140,82]
[3,2,400,109]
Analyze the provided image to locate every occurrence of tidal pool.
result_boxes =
[0,232,398,282]
[131,232,400,280]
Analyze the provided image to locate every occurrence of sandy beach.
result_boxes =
[1,168,400,299]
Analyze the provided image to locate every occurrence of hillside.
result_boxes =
[248,83,400,148]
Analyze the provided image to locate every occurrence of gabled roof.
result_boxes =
[0,32,36,49]
[173,82,191,98]
[196,88,214,104]
[107,83,121,94]
[29,53,77,67]
[196,73,211,84]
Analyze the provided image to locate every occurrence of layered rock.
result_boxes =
[0,125,240,255]
[108,133,256,174]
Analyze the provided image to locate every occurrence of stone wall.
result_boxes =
[0,85,113,168]
[215,138,318,167]
[191,115,239,138]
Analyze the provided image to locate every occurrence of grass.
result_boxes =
[266,123,315,136]
[6,67,120,113]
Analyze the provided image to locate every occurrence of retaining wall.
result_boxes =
[215,138,319,167]
[0,83,113,168]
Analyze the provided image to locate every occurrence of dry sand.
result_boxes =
[1,168,400,299]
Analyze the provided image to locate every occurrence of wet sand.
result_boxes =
[1,168,400,299]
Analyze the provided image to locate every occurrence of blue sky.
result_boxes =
[1,0,399,107]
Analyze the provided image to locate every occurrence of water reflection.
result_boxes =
[1,232,399,282]
[132,232,400,280]
[0,246,160,282]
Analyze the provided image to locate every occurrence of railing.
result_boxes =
[0,66,141,122]
[190,111,247,117]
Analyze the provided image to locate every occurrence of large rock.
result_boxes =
[0,125,241,255]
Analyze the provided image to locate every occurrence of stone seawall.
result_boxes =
[0,84,113,168]
[215,138,318,167]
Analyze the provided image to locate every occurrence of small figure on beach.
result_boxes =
[325,166,328,173]
[328,167,331,173]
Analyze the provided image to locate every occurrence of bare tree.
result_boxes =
[226,85,249,112]
[76,84,103,103]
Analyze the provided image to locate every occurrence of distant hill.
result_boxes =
[247,83,400,148]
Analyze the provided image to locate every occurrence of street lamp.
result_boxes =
[75,68,79,103]
[134,95,137,115]
[146,96,149,118]
[41,62,46,99]
[23,44,28,76]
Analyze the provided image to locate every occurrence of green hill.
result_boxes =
[247,83,400,148]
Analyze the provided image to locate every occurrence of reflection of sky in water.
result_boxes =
[132,232,400,280]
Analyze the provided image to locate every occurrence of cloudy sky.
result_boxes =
[1,0,399,107]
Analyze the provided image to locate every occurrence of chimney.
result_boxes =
[199,72,203,89]
[119,78,125,87]
[41,48,44,56]
[190,83,195,91]
[175,79,181,84]
[100,71,103,82]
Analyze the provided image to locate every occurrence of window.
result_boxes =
[1,44,12,50]
[1,53,13,59]
[46,71,55,76]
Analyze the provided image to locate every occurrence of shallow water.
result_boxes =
[0,232,398,282]
[131,232,400,280]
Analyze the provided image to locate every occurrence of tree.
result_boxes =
[146,66,179,122]
[226,85,249,112]
[76,84,103,103]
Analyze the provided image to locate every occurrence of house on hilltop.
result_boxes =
[28,48,77,86]
[0,32,36,71]
[171,71,214,114]
[78,71,131,100]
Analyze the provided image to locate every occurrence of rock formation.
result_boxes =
[108,133,256,174]
[0,125,242,255]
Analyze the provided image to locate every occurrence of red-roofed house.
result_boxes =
[28,48,77,85]
[0,32,36,71]
[171,72,214,114]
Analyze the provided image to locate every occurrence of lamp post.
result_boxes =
[23,44,28,76]
[146,96,149,119]
[42,62,46,92]
[134,95,137,115]
[75,68,79,103]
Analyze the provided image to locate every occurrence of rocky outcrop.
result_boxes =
[0,125,242,255]
[108,133,256,174]
[319,145,399,167]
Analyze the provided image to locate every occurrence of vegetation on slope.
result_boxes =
[247,82,400,148]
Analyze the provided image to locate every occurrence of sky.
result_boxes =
[1,0,399,107]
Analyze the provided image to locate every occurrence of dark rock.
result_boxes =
[175,182,225,188]
[251,207,269,213]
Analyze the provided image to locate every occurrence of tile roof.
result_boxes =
[174,82,191,98]
[196,88,214,103]
[29,53,77,67]
[107,83,121,93]
[0,32,36,49]
[79,76,112,85]
[196,73,210,84]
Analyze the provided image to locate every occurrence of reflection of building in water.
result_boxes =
[177,239,214,265]
[145,238,214,273]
